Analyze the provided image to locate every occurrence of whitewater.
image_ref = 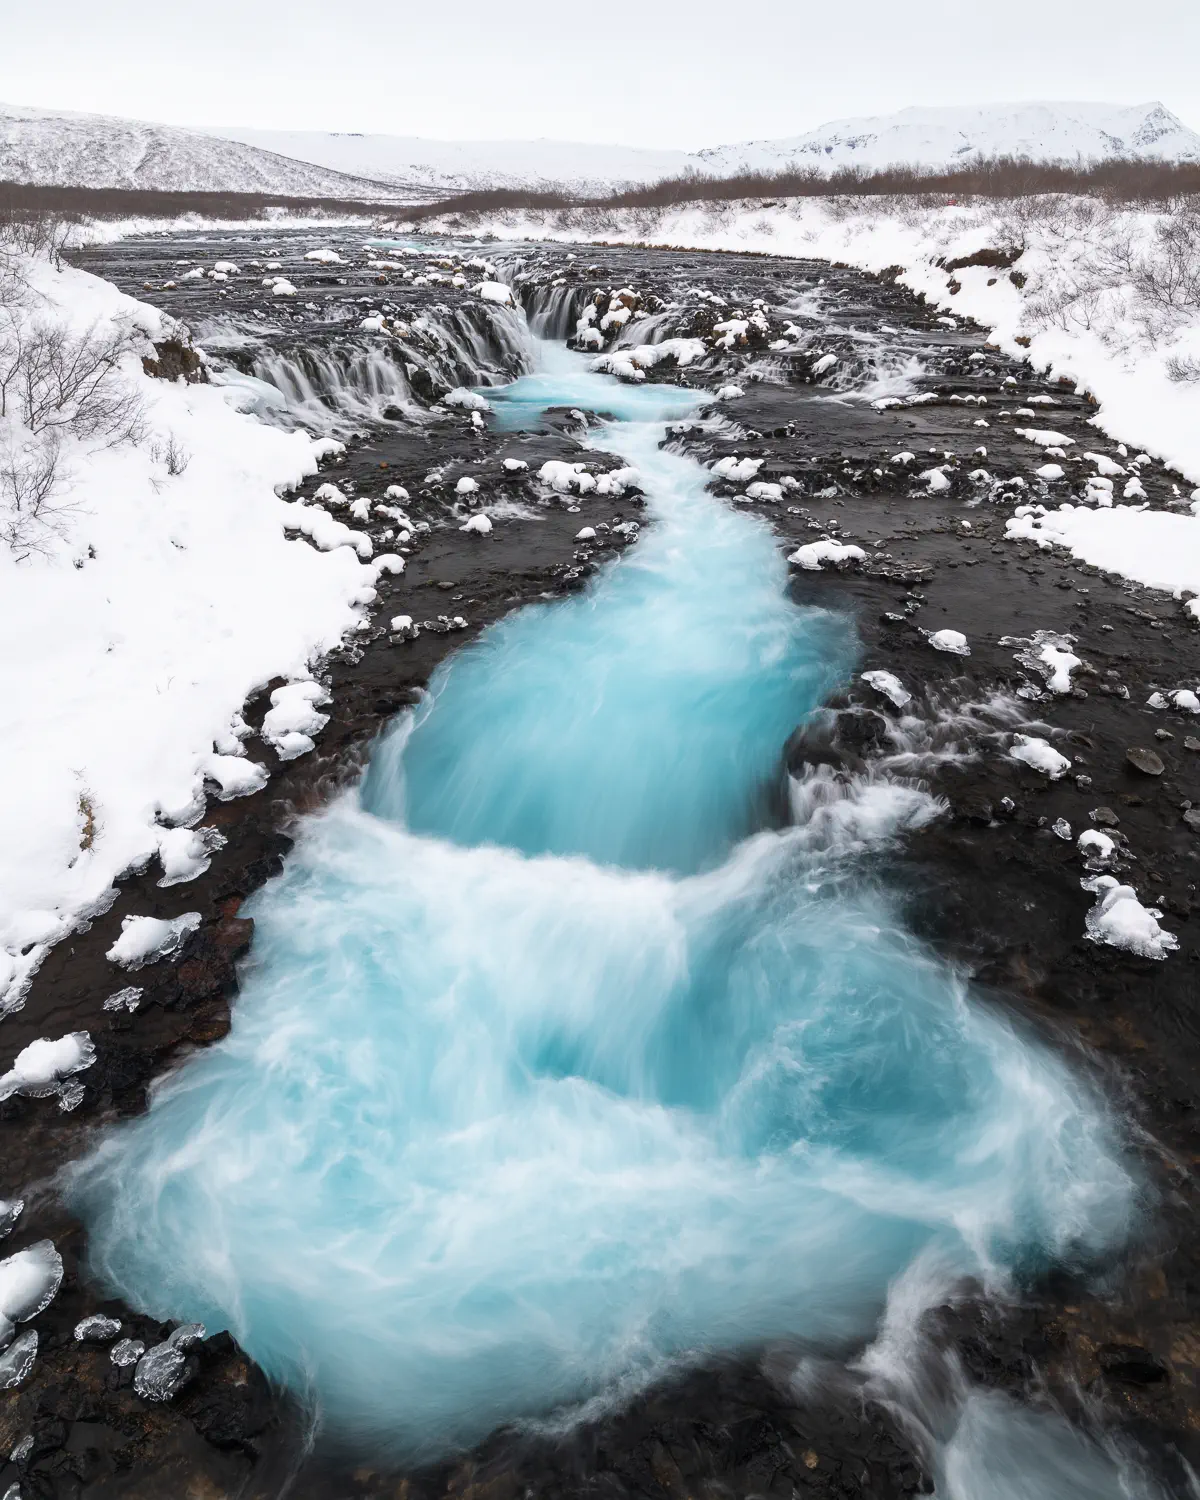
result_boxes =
[72,341,1146,1491]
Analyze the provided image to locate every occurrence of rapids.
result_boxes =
[72,339,1143,1485]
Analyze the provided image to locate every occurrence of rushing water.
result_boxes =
[73,341,1142,1483]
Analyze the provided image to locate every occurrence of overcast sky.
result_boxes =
[2,0,1197,149]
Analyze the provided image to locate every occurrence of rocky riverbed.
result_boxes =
[3,226,1200,1498]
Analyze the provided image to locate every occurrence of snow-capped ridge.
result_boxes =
[696,102,1200,178]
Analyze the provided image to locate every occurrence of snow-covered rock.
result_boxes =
[1009,734,1071,779]
[106,912,201,969]
[787,539,865,570]
[1083,875,1178,959]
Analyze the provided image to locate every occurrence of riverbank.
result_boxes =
[3,226,1200,1498]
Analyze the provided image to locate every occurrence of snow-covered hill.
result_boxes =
[0,102,419,201]
[204,129,691,195]
[4,100,1200,206]
[695,102,1200,177]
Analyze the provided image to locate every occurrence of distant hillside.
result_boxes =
[695,102,1200,177]
[202,129,692,195]
[0,102,422,201]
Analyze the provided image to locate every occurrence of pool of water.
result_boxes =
[72,342,1138,1476]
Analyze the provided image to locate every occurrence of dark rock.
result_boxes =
[141,338,207,383]
[1126,747,1165,776]
[1092,807,1121,827]
[1096,1344,1170,1385]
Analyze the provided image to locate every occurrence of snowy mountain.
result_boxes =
[695,102,1200,177]
[0,102,420,201]
[204,129,691,196]
[4,99,1200,206]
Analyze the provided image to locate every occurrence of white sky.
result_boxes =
[2,0,1197,149]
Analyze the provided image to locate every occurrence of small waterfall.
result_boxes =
[232,302,535,433]
[520,280,596,342]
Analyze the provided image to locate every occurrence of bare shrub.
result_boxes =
[0,432,72,557]
[150,434,190,475]
[0,322,146,446]
[1165,353,1200,383]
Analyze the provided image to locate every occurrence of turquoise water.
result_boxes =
[73,344,1136,1468]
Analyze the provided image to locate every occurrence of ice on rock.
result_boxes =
[1009,734,1071,779]
[74,1314,122,1342]
[861,670,912,708]
[1036,464,1066,481]
[1084,876,1178,960]
[157,826,224,887]
[502,459,528,472]
[0,1330,37,1390]
[312,482,347,507]
[920,468,951,492]
[270,279,297,297]
[539,461,596,495]
[0,1033,94,1103]
[106,913,201,969]
[360,315,386,332]
[890,452,916,465]
[0,1201,22,1240]
[0,1241,63,1350]
[262,682,330,761]
[304,248,343,264]
[455,476,480,495]
[711,456,763,483]
[309,437,345,462]
[204,755,268,801]
[444,389,492,412]
[1084,453,1126,477]
[134,1323,206,1402]
[715,384,744,399]
[110,1338,144,1367]
[459,514,492,535]
[1078,829,1117,866]
[1002,630,1081,694]
[927,629,970,655]
[575,527,597,541]
[1052,818,1073,841]
[385,484,410,500]
[475,281,515,307]
[788,539,866,570]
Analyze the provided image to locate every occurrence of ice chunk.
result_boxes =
[134,1322,206,1402]
[106,913,201,969]
[861,670,911,708]
[0,1330,37,1390]
[1009,734,1071,779]
[927,629,970,655]
[0,1033,94,1102]
[110,1338,145,1367]
[575,527,597,541]
[0,1201,22,1240]
[0,1241,63,1349]
[1083,876,1178,960]
[539,461,595,495]
[74,1314,122,1342]
[459,514,492,535]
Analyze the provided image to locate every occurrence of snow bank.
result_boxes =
[0,251,377,1014]
[1006,503,1200,597]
